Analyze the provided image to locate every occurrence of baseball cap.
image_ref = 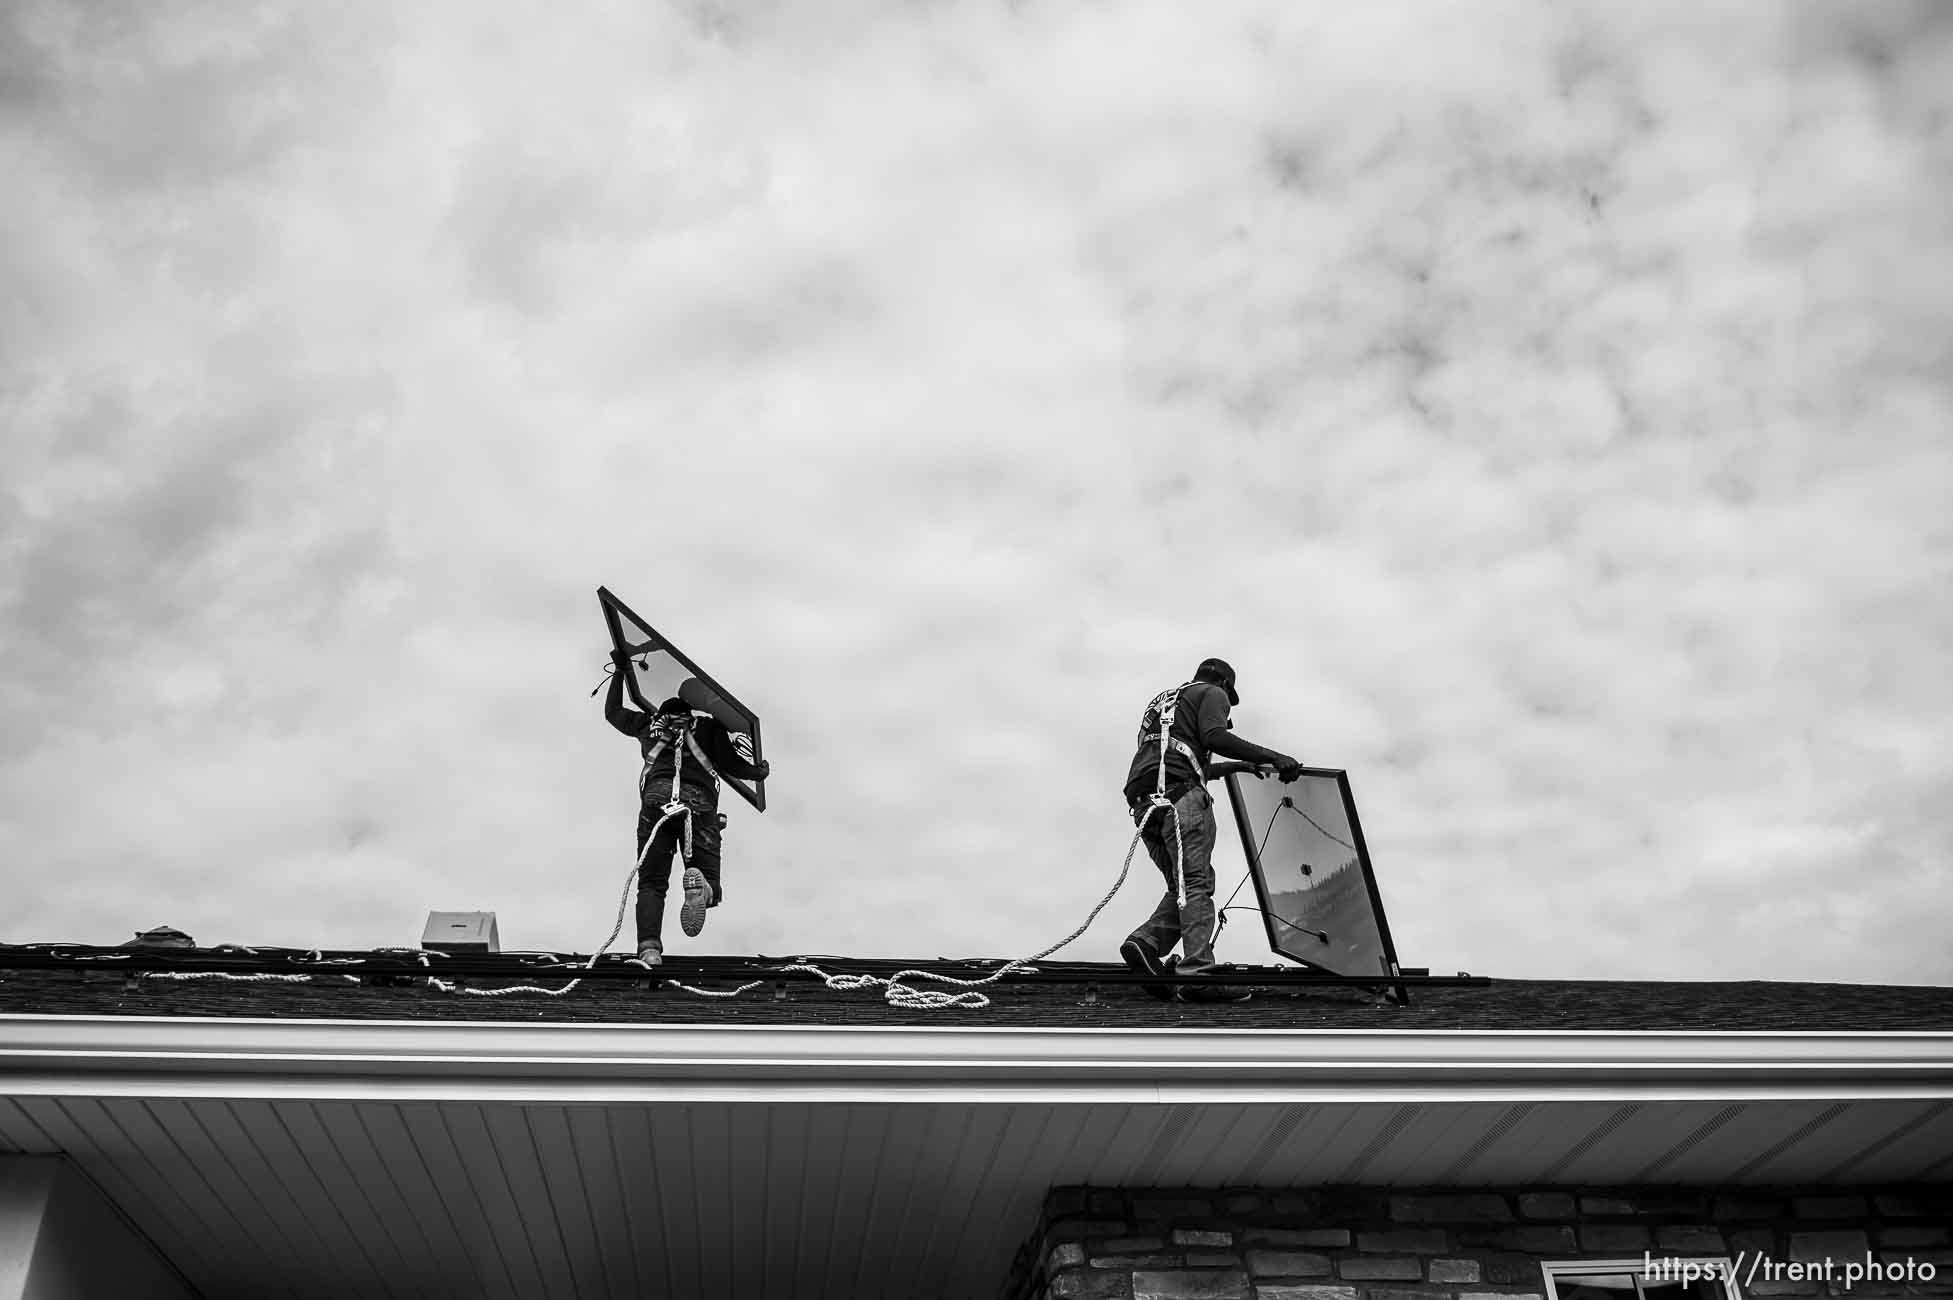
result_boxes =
[1195,657,1240,705]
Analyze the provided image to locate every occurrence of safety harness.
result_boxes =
[1135,681,1202,907]
[637,716,725,866]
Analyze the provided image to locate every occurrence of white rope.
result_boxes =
[771,804,1163,1009]
[141,971,322,984]
[427,803,685,997]
[421,684,1189,1008]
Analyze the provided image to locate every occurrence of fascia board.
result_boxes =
[3,1016,1952,1103]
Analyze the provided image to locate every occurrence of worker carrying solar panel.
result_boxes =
[1118,657,1302,1003]
[604,660,769,968]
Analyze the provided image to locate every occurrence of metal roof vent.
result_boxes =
[422,911,499,954]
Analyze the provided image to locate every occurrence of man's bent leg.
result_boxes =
[1172,790,1220,973]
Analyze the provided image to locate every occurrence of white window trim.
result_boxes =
[1543,1257,1742,1300]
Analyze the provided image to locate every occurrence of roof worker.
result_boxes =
[1119,657,1302,1002]
[605,655,769,967]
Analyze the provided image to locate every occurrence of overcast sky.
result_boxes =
[3,0,1949,988]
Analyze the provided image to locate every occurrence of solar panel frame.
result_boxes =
[597,586,768,813]
[1221,767,1404,993]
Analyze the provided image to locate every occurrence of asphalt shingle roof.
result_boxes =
[3,949,1951,1029]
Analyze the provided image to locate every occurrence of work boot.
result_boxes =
[636,940,663,968]
[1119,937,1174,1002]
[680,867,712,938]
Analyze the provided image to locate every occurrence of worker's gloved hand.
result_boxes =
[755,759,771,779]
[1276,759,1305,782]
[1252,763,1278,779]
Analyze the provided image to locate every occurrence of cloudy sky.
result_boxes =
[3,0,1949,988]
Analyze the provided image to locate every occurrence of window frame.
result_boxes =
[1541,1257,1743,1300]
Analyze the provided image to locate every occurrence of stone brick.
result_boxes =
[1461,1226,1576,1253]
[1339,1257,1425,1281]
[1430,1259,1483,1283]
[1175,1230,1237,1248]
[1266,1193,1327,1218]
[1135,1197,1218,1220]
[1581,1197,1638,1216]
[1745,1281,1820,1297]
[1316,1189,1384,1220]
[1791,1231,1872,1262]
[1795,1197,1870,1220]
[1132,1270,1251,1300]
[1365,1289,1449,1300]
[1053,1269,1136,1299]
[1103,1238,1170,1254]
[1054,1220,1141,1241]
[1224,1196,1267,1216]
[1875,1196,1953,1219]
[1359,1230,1449,1254]
[1460,1293,1543,1300]
[1253,1288,1358,1300]
[1730,1229,1779,1259]
[1632,1194,1711,1217]
[1656,1227,1728,1253]
[1518,1193,1576,1220]
[1716,1196,1786,1221]
[1484,1253,1547,1285]
[1580,1225,1652,1252]
[1881,1253,1953,1271]
[1096,1255,1187,1270]
[1248,1229,1352,1249]
[1052,1243,1087,1270]
[1246,1252,1333,1278]
[1391,1194,1514,1223]
[1880,1229,1951,1249]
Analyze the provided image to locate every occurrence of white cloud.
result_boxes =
[2,0,1948,986]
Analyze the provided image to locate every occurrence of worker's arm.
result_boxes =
[1207,760,1272,780]
[1192,685,1301,776]
[603,659,649,736]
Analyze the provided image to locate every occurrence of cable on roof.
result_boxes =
[677,807,1160,1009]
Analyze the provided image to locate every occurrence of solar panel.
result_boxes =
[1222,768,1402,980]
[596,586,768,812]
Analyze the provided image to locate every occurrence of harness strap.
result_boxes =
[641,723,716,862]
[683,730,723,791]
[1139,681,1202,906]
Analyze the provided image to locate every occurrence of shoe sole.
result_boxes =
[1119,939,1174,1002]
[680,868,711,938]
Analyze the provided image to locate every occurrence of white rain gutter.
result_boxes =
[4,1016,1953,1103]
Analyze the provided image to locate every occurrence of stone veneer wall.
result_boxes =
[1006,1186,1953,1300]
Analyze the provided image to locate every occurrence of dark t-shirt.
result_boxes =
[1121,679,1290,805]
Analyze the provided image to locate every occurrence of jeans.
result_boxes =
[1126,785,1218,973]
[635,788,722,946]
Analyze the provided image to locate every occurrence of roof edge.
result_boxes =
[5,1016,1953,1103]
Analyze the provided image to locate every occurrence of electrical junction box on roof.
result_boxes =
[422,911,500,954]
